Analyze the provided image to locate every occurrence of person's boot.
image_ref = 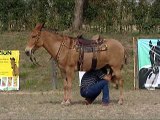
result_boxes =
[84,98,94,105]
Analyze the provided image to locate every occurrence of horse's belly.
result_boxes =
[82,52,108,71]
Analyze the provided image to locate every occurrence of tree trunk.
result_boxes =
[72,0,86,31]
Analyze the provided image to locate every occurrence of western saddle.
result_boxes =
[76,34,107,71]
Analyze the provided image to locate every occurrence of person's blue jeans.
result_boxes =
[80,80,109,103]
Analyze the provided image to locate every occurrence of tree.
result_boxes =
[0,0,26,31]
[132,0,149,33]
[72,0,87,31]
[0,0,9,31]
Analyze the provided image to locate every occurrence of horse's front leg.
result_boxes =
[65,68,75,105]
[61,68,74,105]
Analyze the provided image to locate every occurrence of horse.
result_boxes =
[10,57,19,76]
[25,23,126,105]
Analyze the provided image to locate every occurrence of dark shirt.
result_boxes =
[80,69,106,90]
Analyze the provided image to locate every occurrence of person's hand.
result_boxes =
[103,74,112,81]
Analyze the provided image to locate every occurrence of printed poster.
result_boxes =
[78,71,86,86]
[138,39,160,90]
[0,50,19,91]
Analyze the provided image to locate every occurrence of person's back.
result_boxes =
[81,69,105,90]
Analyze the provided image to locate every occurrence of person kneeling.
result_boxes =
[80,66,112,106]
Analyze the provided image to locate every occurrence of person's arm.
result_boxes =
[96,69,112,81]
[103,74,112,81]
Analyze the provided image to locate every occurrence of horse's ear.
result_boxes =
[35,23,45,31]
[157,40,160,46]
[77,34,83,39]
[149,40,152,48]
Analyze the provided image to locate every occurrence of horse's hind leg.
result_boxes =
[112,68,124,105]
[118,77,124,105]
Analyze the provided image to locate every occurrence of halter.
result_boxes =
[55,36,76,63]
[29,31,42,66]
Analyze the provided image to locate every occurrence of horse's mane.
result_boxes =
[42,28,76,40]
[42,27,58,33]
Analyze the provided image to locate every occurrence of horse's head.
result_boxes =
[149,40,160,74]
[10,57,16,69]
[25,23,44,56]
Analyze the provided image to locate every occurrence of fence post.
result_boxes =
[51,58,57,89]
[133,37,138,90]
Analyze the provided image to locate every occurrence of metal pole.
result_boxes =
[51,59,57,89]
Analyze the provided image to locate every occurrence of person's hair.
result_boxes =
[101,64,113,75]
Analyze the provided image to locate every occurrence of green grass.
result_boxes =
[0,31,158,91]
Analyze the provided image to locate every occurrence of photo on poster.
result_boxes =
[10,57,19,76]
[8,77,12,87]
[13,76,18,87]
[138,39,160,90]
[1,77,7,87]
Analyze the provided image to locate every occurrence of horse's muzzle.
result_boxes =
[25,50,30,56]
[25,47,33,56]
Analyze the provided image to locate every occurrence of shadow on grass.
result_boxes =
[37,99,119,106]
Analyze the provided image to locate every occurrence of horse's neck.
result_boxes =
[42,32,64,58]
[13,64,17,69]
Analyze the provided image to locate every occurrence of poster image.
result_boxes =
[78,71,86,86]
[8,77,12,87]
[0,50,19,91]
[2,77,7,87]
[138,39,160,90]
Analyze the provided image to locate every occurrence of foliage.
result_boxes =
[0,0,26,31]
[0,0,160,33]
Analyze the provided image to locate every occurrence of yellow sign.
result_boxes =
[0,50,19,90]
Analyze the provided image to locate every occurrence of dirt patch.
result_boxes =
[0,89,160,119]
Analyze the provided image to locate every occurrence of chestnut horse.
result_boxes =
[25,23,126,105]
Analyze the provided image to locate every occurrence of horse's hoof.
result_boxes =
[113,84,119,89]
[61,99,71,106]
[61,100,66,105]
[118,99,123,105]
[64,99,71,106]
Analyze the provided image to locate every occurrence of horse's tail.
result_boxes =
[120,48,128,70]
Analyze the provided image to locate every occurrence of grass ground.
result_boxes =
[0,89,160,119]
